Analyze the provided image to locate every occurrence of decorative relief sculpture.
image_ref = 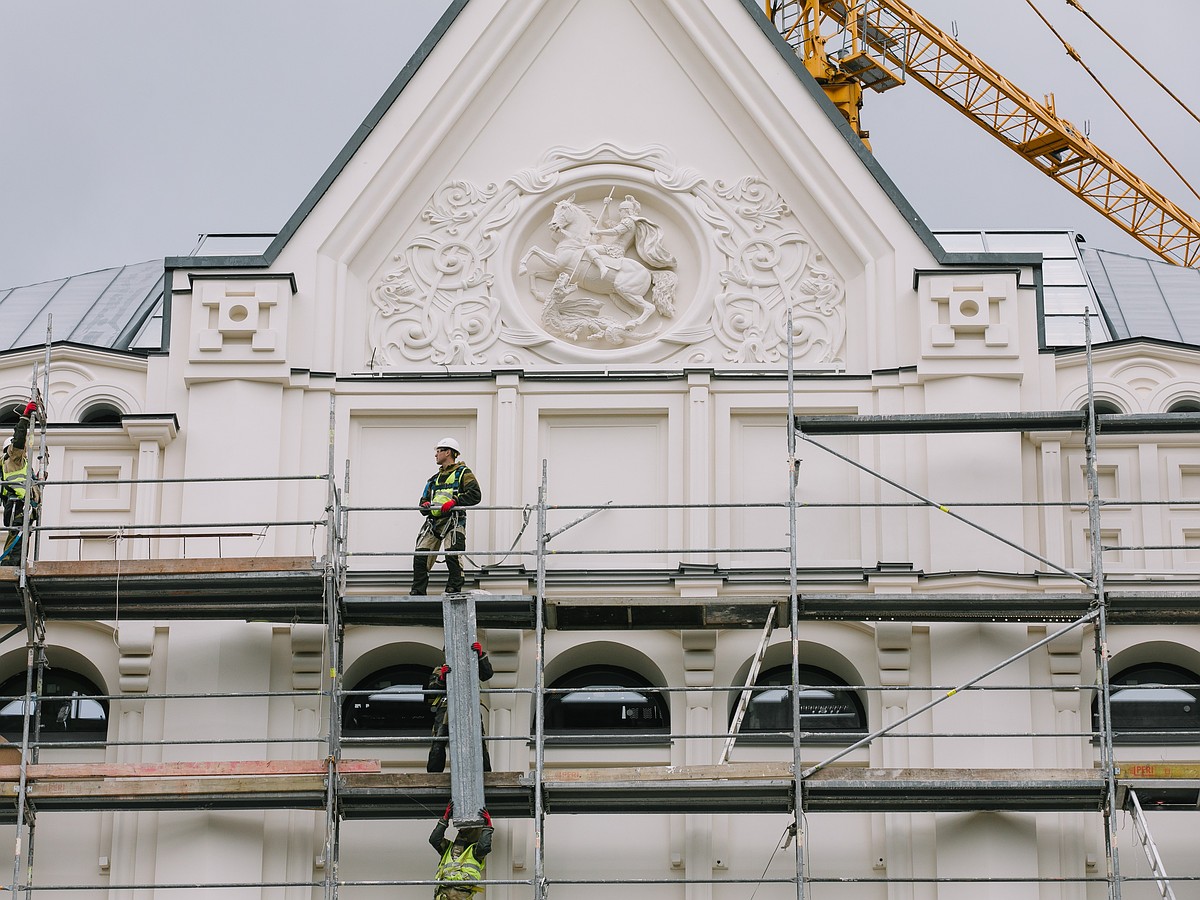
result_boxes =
[534,273,634,345]
[703,179,845,365]
[368,182,505,366]
[518,191,678,332]
[368,145,845,368]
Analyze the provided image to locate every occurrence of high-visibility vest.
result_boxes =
[436,841,486,892]
[428,465,465,517]
[2,462,28,503]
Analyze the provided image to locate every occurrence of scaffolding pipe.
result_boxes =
[1085,314,1123,900]
[787,308,806,900]
[323,393,343,900]
[534,461,549,900]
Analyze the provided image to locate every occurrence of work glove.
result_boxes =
[443,801,453,822]
[436,664,450,681]
[480,808,492,827]
[440,499,456,514]
[471,642,483,657]
[420,501,431,517]
[21,401,37,417]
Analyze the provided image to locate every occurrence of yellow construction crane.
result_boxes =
[766,0,1200,267]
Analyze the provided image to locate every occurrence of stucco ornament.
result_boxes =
[705,178,845,364]
[369,182,506,366]
[517,192,679,339]
[368,145,845,367]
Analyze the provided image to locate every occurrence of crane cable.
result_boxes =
[1021,0,1200,204]
[1065,0,1200,128]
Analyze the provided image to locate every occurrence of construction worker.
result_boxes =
[427,640,493,773]
[410,437,481,596]
[1,400,40,566]
[430,801,494,900]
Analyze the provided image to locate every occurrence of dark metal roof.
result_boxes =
[1082,247,1200,344]
[0,260,164,352]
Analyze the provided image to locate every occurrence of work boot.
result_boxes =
[411,555,430,596]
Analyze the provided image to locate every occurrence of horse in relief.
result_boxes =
[518,196,678,328]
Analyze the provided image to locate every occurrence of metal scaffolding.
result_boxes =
[0,337,1194,897]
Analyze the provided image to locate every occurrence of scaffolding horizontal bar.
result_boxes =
[344,593,536,627]
[0,557,328,622]
[0,764,1192,818]
[795,411,1200,435]
[8,560,1200,627]
[799,591,1200,624]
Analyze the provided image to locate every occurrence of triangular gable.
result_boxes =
[169,0,1041,376]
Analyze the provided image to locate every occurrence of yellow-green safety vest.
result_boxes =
[428,465,465,517]
[436,841,485,892]
[2,462,28,503]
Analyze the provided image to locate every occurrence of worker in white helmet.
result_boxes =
[410,437,482,595]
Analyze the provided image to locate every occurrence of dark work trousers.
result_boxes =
[412,516,466,595]
[427,704,492,773]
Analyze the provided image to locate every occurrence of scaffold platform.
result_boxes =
[1,761,1195,819]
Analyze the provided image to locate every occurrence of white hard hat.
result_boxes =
[1,438,10,453]
[435,437,462,454]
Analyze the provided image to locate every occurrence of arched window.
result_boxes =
[1081,400,1122,416]
[1168,400,1200,414]
[0,669,108,744]
[544,665,669,742]
[342,664,435,736]
[733,665,867,743]
[79,403,123,425]
[0,404,19,426]
[1094,663,1200,744]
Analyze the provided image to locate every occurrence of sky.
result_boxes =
[1,0,1197,289]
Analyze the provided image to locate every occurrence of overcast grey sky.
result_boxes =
[2,0,1197,288]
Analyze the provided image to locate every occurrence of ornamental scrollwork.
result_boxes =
[369,182,503,366]
[701,179,845,365]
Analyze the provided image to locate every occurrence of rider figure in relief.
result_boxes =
[583,195,675,273]
[518,191,680,335]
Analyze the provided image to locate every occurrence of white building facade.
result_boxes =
[0,1,1197,898]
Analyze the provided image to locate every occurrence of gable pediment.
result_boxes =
[250,0,955,374]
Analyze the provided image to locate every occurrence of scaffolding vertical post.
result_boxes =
[9,322,51,897]
[443,594,487,822]
[786,309,806,900]
[31,325,51,564]
[323,394,343,900]
[533,461,548,900]
[1083,313,1121,900]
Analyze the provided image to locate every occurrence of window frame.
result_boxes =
[341,663,436,738]
[543,664,670,746]
[731,664,868,745]
[1094,662,1200,745]
[0,668,109,745]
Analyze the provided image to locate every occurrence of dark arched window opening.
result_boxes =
[1168,400,1200,414]
[0,405,19,426]
[79,403,123,425]
[733,665,867,743]
[1082,400,1122,416]
[544,665,669,743]
[1094,663,1200,744]
[0,669,108,744]
[342,664,435,736]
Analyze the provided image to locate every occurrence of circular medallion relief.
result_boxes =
[507,184,697,351]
